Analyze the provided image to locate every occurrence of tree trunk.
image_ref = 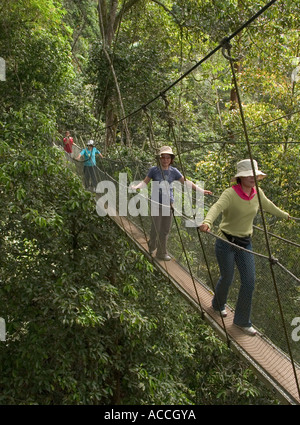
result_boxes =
[97,0,141,149]
[105,108,118,147]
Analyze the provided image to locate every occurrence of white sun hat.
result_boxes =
[157,146,175,157]
[232,159,266,181]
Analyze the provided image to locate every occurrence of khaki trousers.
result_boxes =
[148,204,173,255]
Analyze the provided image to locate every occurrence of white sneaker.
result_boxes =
[212,306,227,317]
[156,254,171,261]
[235,325,257,336]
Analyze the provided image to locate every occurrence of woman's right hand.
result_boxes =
[128,184,138,193]
[199,224,210,232]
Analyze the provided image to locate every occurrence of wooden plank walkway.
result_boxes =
[110,213,300,405]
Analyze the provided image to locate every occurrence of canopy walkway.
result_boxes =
[57,0,299,405]
[58,143,300,405]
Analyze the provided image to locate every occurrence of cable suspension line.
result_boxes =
[96,0,280,133]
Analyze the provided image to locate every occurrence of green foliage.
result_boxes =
[1,0,298,406]
[0,1,72,105]
[0,134,278,405]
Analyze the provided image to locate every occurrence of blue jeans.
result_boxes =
[212,237,255,327]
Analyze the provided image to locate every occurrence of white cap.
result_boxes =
[87,140,94,146]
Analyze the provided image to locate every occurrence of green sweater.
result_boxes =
[203,187,289,238]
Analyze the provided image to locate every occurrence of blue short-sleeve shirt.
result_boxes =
[80,147,101,166]
[147,166,183,204]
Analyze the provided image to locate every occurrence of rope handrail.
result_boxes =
[60,144,300,250]
[253,224,300,248]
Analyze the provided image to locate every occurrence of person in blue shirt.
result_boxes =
[76,140,103,191]
[131,146,212,261]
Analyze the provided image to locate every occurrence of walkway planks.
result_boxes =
[111,213,300,405]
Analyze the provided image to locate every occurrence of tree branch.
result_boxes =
[149,0,182,26]
[98,0,131,146]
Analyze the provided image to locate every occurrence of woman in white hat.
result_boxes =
[76,140,103,191]
[132,146,212,261]
[199,159,290,336]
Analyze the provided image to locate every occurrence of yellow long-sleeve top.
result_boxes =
[203,187,289,238]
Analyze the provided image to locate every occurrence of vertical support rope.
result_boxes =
[160,93,232,344]
[222,40,300,398]
[142,106,159,152]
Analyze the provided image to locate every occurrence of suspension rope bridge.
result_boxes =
[57,0,299,404]
[59,138,300,404]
